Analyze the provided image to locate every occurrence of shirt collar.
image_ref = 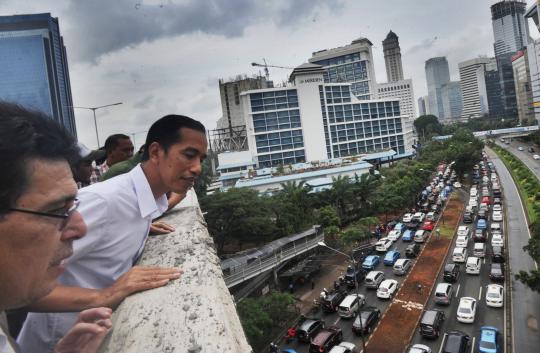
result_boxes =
[129,164,169,218]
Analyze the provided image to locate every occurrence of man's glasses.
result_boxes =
[9,199,80,230]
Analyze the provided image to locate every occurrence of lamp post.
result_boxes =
[71,102,123,147]
[318,241,367,352]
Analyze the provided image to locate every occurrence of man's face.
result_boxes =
[109,138,134,165]
[74,160,93,184]
[155,128,207,195]
[0,159,86,309]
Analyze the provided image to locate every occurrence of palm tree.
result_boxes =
[352,173,380,216]
[329,175,353,222]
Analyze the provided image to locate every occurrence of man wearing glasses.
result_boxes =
[0,102,112,353]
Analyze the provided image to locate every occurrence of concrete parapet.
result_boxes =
[98,190,252,353]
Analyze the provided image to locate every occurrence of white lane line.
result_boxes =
[455,284,461,298]
[483,257,486,265]
[478,286,483,300]
[439,333,448,353]
[504,281,507,353]
[333,317,341,326]
[472,336,476,353]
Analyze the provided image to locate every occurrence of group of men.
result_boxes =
[0,101,208,353]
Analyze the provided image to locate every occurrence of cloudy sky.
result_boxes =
[1,0,535,148]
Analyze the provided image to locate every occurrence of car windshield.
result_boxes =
[379,287,388,292]
[487,292,500,298]
[480,340,496,350]
[459,307,471,314]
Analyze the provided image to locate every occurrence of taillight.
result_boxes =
[319,347,324,353]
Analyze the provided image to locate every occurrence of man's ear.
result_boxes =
[147,142,162,163]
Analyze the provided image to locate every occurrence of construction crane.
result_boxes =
[251,59,294,80]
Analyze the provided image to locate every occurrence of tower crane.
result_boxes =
[251,59,294,80]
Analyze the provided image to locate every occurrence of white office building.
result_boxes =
[458,57,492,118]
[376,79,416,118]
[526,2,540,124]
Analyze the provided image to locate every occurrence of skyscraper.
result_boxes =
[0,13,76,136]
[418,96,428,116]
[512,49,534,123]
[383,30,404,82]
[525,2,540,124]
[458,57,492,118]
[441,82,463,120]
[425,57,450,119]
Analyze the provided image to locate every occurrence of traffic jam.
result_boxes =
[278,153,507,353]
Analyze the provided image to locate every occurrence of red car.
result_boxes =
[481,196,491,205]
[422,221,435,231]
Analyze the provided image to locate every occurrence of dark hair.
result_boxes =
[142,115,206,161]
[104,134,130,155]
[0,102,79,214]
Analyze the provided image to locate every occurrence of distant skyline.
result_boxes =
[0,0,536,148]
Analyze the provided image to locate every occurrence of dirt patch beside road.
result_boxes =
[365,195,463,353]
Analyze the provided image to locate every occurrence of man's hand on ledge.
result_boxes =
[149,221,175,235]
[99,266,183,308]
[167,191,186,211]
[54,307,113,353]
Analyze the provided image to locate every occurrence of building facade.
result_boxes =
[418,96,428,116]
[240,63,408,169]
[441,82,463,121]
[0,13,76,136]
[382,30,404,82]
[525,1,540,124]
[512,49,534,123]
[309,38,378,100]
[376,79,416,118]
[458,57,492,118]
[425,57,451,120]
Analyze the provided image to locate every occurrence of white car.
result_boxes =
[453,181,462,188]
[470,188,478,197]
[387,228,401,241]
[492,204,502,212]
[412,212,425,223]
[329,342,357,353]
[426,212,436,221]
[408,344,432,353]
[469,199,478,208]
[492,233,504,247]
[534,154,540,160]
[457,297,477,323]
[377,279,398,299]
[455,235,469,248]
[518,146,524,151]
[491,222,502,233]
[492,210,503,222]
[457,225,470,237]
[375,238,393,252]
[402,213,413,223]
[486,284,504,308]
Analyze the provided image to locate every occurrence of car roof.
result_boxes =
[436,282,451,291]
[299,319,318,330]
[460,297,476,307]
[312,329,333,344]
[480,327,497,343]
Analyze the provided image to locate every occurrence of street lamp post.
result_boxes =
[318,241,367,352]
[71,102,123,147]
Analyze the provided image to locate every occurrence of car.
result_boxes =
[406,243,421,258]
[491,222,502,234]
[393,258,412,275]
[453,182,461,188]
[452,247,467,263]
[492,246,505,263]
[456,225,469,237]
[444,263,460,282]
[375,237,393,252]
[477,219,487,230]
[344,265,366,288]
[482,186,489,195]
[384,250,400,266]
[469,199,478,208]
[419,309,446,338]
[518,146,524,151]
[402,229,414,242]
[534,154,540,160]
[309,326,343,353]
[426,212,436,221]
[408,344,432,353]
[486,284,504,308]
[338,294,366,319]
[421,220,435,231]
[443,331,471,353]
[478,209,488,220]
[492,204,502,212]
[377,279,398,299]
[481,196,491,205]
[352,306,381,335]
[364,271,384,289]
[414,230,429,243]
[492,210,503,222]
[491,233,504,247]
[455,235,469,248]
[297,318,326,343]
[387,228,402,241]
[434,283,453,305]
[490,263,505,282]
[473,228,487,242]
[457,297,477,323]
[362,255,380,270]
[412,212,426,223]
[493,197,502,205]
[470,187,478,197]
[478,326,501,353]
[328,341,356,353]
[529,147,536,153]
[463,211,474,224]
[402,213,413,223]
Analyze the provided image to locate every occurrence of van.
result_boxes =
[434,283,453,305]
[337,294,365,319]
[466,256,481,274]
[393,259,412,275]
[364,271,384,289]
[473,243,485,258]
[419,309,445,338]
[452,247,467,263]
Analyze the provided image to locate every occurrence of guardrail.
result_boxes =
[224,233,325,288]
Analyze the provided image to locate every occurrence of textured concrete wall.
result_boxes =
[98,190,252,353]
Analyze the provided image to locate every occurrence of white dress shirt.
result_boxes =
[17,164,168,353]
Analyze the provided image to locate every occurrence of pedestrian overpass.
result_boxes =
[433,125,539,141]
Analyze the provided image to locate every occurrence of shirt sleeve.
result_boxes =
[66,190,109,264]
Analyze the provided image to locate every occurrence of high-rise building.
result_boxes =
[525,2,540,124]
[383,30,404,82]
[425,57,451,119]
[0,13,76,136]
[376,79,416,118]
[309,38,378,100]
[458,57,492,118]
[512,49,534,123]
[418,96,428,116]
[441,82,463,121]
[490,0,528,118]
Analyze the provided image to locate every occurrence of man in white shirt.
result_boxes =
[0,102,113,353]
[18,115,208,352]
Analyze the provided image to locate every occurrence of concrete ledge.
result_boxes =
[98,191,252,353]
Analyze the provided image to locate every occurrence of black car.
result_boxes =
[352,306,381,335]
[405,243,421,258]
[473,229,487,242]
[443,263,460,282]
[321,289,347,313]
[344,265,366,288]
[431,203,441,213]
[442,330,470,353]
[493,197,502,205]
[492,246,505,263]
[297,318,325,343]
[309,326,342,353]
[405,222,420,230]
[419,309,445,339]
[463,211,474,224]
[490,263,505,282]
[529,147,535,153]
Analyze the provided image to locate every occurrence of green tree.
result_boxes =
[194,157,213,197]
[414,115,443,140]
[275,181,314,233]
[329,175,354,222]
[318,205,340,228]
[351,173,380,217]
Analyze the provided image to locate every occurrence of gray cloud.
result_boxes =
[64,0,343,63]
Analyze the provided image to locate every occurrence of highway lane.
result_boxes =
[487,145,540,352]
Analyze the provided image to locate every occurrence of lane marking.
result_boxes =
[455,284,460,298]
[472,336,476,353]
[439,333,448,353]
[333,317,341,326]
[478,286,483,300]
